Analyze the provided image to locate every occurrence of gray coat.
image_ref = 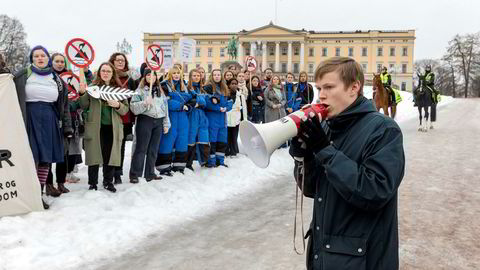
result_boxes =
[264,86,286,123]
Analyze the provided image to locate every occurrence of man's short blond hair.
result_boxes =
[314,57,364,96]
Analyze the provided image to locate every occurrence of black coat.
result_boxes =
[293,96,405,270]
[13,68,72,135]
[294,82,314,107]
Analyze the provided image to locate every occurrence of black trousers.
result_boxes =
[46,155,78,184]
[226,125,239,156]
[88,125,115,186]
[430,103,437,122]
[129,115,163,179]
[115,122,133,178]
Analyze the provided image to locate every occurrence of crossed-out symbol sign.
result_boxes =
[146,44,164,71]
[65,38,95,68]
[59,72,80,101]
[245,56,257,72]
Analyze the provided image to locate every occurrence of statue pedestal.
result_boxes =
[221,61,243,73]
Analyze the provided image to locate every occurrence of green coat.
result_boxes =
[79,92,129,166]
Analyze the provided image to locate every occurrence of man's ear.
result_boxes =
[349,80,361,97]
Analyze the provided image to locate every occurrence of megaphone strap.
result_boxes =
[293,160,306,255]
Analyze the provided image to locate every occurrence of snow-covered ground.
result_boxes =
[0,90,454,270]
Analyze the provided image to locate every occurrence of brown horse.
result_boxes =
[372,73,396,118]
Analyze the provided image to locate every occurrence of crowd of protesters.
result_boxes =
[2,48,314,209]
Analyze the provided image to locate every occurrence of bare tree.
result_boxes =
[116,38,132,55]
[441,53,458,98]
[446,33,480,98]
[0,14,29,71]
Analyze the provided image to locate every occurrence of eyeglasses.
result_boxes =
[100,70,112,74]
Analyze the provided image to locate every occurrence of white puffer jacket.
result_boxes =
[227,89,248,127]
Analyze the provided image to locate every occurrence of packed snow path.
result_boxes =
[98,99,480,270]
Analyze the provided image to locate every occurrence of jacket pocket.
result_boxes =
[83,121,95,140]
[322,235,367,270]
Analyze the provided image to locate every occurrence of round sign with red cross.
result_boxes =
[146,44,164,71]
[245,56,257,72]
[59,71,80,101]
[65,38,95,68]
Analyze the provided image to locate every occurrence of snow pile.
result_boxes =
[0,148,294,270]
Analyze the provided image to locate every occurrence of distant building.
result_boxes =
[143,22,415,91]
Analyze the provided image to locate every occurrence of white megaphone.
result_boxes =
[240,104,328,168]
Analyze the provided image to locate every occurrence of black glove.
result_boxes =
[211,96,219,105]
[298,114,330,154]
[289,136,312,160]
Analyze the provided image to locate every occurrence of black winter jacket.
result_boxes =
[292,96,405,270]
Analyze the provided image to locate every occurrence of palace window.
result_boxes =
[377,47,383,57]
[269,47,274,56]
[220,48,225,57]
[309,48,314,57]
[401,82,407,91]
[390,47,395,56]
[362,47,368,57]
[208,48,213,57]
[322,47,328,57]
[293,63,299,73]
[196,48,201,57]
[348,47,354,57]
[281,63,287,73]
[335,47,341,57]
[308,63,314,73]
[402,64,407,73]
[282,46,287,56]
[402,47,408,56]
[294,47,299,56]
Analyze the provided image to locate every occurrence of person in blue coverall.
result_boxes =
[203,69,233,168]
[284,72,303,114]
[185,69,210,171]
[155,66,193,175]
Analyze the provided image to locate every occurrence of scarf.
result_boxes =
[298,82,306,92]
[173,79,181,91]
[54,68,68,75]
[30,64,53,76]
[273,85,283,101]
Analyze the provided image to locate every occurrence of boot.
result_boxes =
[57,183,70,193]
[104,183,117,193]
[114,175,122,185]
[46,184,62,197]
[40,184,49,210]
[42,199,50,210]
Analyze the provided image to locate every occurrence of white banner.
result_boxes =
[153,41,173,70]
[178,37,196,63]
[0,74,43,217]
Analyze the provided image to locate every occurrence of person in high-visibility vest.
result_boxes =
[423,65,440,129]
[380,67,396,105]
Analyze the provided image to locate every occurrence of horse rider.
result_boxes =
[423,64,440,129]
[423,65,439,101]
[381,66,396,105]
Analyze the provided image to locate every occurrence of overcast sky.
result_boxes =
[3,0,479,69]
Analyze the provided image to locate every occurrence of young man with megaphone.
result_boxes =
[289,57,405,270]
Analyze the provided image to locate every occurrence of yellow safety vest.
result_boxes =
[380,73,390,84]
[392,88,402,104]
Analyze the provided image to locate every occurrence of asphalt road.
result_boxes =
[96,99,480,270]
